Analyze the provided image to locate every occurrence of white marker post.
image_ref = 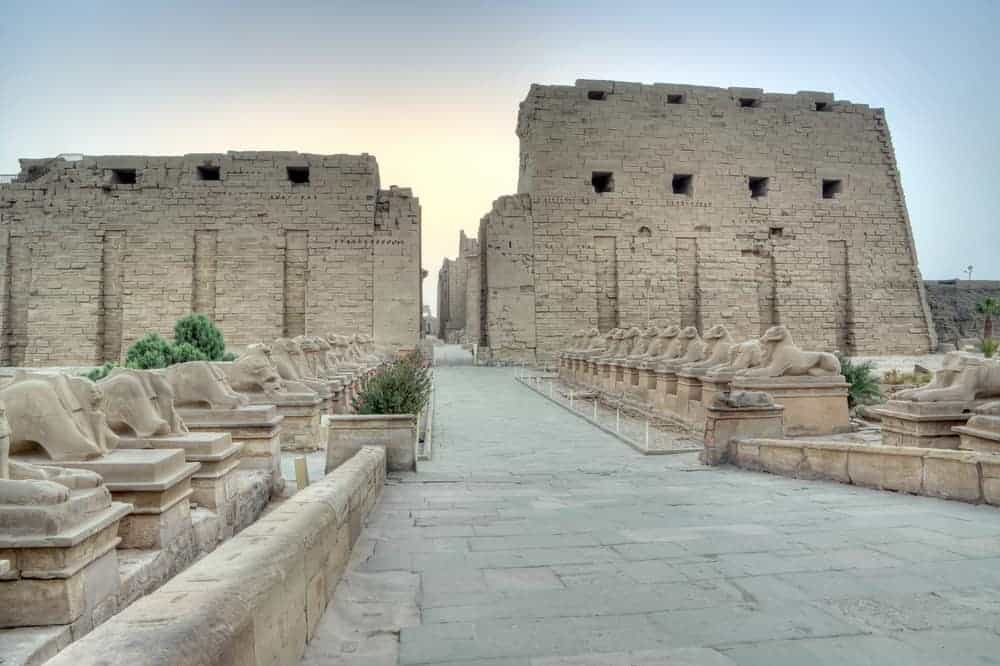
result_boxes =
[616,408,621,433]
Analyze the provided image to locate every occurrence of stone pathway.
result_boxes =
[304,367,1000,665]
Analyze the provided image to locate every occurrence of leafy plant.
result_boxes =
[170,341,209,364]
[83,362,117,382]
[837,354,881,407]
[221,351,238,362]
[174,314,226,361]
[984,337,999,359]
[125,332,176,369]
[352,354,431,415]
[977,297,1000,340]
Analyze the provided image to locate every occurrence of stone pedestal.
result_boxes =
[326,414,417,473]
[654,368,679,412]
[675,370,705,422]
[873,400,980,449]
[954,414,1000,454]
[637,366,658,405]
[701,372,733,410]
[611,362,626,394]
[245,391,323,452]
[596,361,612,392]
[16,450,200,550]
[731,375,850,437]
[701,395,785,465]
[0,486,131,627]
[117,432,243,511]
[179,405,284,485]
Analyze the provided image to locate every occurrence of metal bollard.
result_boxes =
[570,390,574,410]
[549,380,553,398]
[616,408,621,433]
[645,420,650,448]
[593,400,598,420]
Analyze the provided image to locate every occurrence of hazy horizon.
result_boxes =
[4,1,998,316]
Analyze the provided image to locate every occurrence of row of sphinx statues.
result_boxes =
[562,324,843,378]
[0,332,385,496]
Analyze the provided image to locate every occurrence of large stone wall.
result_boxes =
[473,79,935,361]
[924,280,1000,346]
[0,152,421,365]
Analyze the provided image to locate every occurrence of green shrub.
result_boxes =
[83,362,117,382]
[174,314,226,361]
[984,337,999,359]
[125,333,175,369]
[838,354,881,407]
[352,356,431,415]
[221,351,238,362]
[170,341,209,364]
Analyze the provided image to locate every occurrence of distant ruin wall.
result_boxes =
[0,152,422,365]
[476,79,934,360]
[924,280,1000,345]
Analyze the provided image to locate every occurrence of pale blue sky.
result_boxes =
[2,1,997,314]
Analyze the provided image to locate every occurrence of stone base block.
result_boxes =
[731,375,850,436]
[702,401,784,466]
[179,405,284,492]
[847,447,924,493]
[955,415,1000,454]
[873,400,979,449]
[326,414,417,473]
[923,450,982,502]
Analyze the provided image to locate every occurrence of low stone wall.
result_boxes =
[733,438,1000,505]
[46,446,387,666]
[326,414,417,473]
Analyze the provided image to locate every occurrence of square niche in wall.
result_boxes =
[591,171,614,194]
[287,166,310,184]
[672,174,693,196]
[749,176,769,199]
[197,165,221,181]
[822,178,843,199]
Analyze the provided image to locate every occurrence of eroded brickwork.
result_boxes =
[0,151,421,365]
[473,79,935,360]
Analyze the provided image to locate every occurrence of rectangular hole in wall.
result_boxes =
[110,169,136,185]
[769,227,783,239]
[591,171,614,194]
[749,176,769,199]
[587,90,608,101]
[672,174,693,196]
[739,97,760,108]
[667,94,685,104]
[822,178,843,199]
[196,165,221,181]
[287,166,310,184]
[815,102,831,112]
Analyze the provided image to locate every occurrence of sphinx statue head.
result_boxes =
[629,326,660,358]
[99,369,183,438]
[686,324,734,371]
[271,337,309,380]
[166,361,248,409]
[224,343,285,396]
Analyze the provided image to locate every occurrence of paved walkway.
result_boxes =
[306,367,1000,665]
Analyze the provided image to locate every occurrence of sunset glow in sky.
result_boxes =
[3,1,998,313]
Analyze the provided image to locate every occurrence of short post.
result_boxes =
[593,400,598,420]
[570,390,574,410]
[616,408,621,433]
[294,455,310,489]
[645,419,650,448]
[549,380,553,398]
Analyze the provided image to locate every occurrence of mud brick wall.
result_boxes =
[924,280,1000,345]
[475,79,935,361]
[0,151,421,365]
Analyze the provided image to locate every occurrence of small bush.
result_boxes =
[882,369,932,386]
[984,338,998,359]
[174,314,226,361]
[83,362,117,382]
[221,351,238,362]
[170,341,209,364]
[125,333,176,369]
[838,354,881,407]
[352,355,431,415]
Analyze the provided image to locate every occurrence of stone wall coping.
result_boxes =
[732,375,849,389]
[327,414,417,424]
[746,438,983,461]
[45,446,387,666]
